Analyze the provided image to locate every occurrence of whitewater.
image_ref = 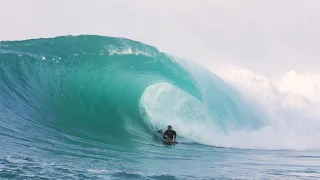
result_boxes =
[1,35,320,180]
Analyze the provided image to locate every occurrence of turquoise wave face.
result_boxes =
[0,35,266,154]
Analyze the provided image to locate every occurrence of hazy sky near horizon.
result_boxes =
[1,0,320,76]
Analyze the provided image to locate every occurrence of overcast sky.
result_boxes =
[1,0,320,76]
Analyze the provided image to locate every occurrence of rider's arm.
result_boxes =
[163,131,168,140]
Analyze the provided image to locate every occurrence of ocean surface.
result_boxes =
[0,35,319,180]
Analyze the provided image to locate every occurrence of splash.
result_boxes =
[213,65,320,150]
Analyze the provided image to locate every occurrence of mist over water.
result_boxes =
[214,66,320,150]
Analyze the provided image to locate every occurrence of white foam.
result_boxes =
[107,43,156,57]
[212,65,320,150]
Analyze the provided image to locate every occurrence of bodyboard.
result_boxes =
[162,140,179,145]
